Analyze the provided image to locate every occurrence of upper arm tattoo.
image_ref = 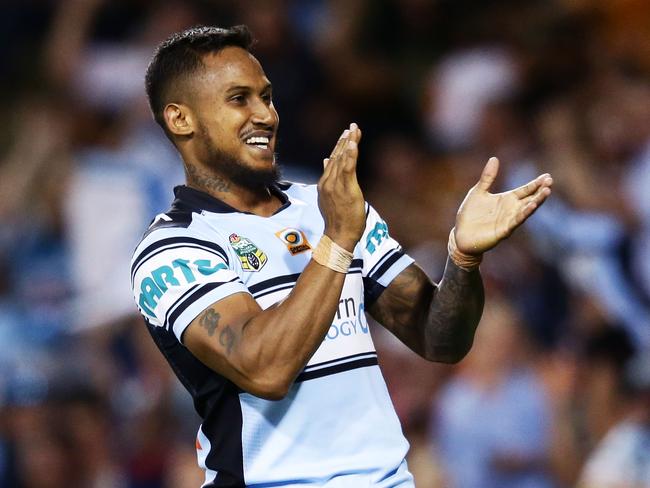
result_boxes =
[197,307,238,356]
[199,309,221,336]
[219,326,237,355]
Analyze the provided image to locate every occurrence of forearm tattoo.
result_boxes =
[426,258,484,359]
[370,260,484,361]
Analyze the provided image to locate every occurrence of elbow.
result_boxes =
[245,374,294,401]
[435,348,469,364]
[235,351,297,400]
[252,384,291,401]
[426,338,474,364]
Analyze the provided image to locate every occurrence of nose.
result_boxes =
[250,97,276,126]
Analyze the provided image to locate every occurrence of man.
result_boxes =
[131,25,552,487]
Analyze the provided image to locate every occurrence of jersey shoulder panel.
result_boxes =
[131,209,249,343]
[142,196,196,237]
[282,181,318,203]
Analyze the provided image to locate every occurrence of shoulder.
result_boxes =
[141,196,197,239]
[131,204,232,281]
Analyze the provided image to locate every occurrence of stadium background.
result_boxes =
[0,0,649,486]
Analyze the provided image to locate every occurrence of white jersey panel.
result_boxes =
[239,367,412,487]
[130,183,416,487]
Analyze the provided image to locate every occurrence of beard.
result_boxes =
[198,126,281,191]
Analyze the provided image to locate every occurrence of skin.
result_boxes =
[164,47,281,216]
[164,46,553,399]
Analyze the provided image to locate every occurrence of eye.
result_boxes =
[261,92,272,104]
[230,94,246,105]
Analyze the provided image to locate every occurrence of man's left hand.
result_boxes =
[454,157,553,256]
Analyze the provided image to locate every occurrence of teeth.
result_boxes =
[245,136,270,145]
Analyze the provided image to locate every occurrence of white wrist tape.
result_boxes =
[312,235,354,273]
[448,228,482,271]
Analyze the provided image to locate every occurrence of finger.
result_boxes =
[319,159,333,185]
[348,122,362,144]
[322,131,349,181]
[330,129,350,162]
[342,139,359,172]
[529,184,552,206]
[476,157,499,192]
[338,124,361,178]
[344,124,361,168]
[512,185,552,227]
[513,173,552,199]
[520,182,551,204]
[333,139,358,181]
[514,200,541,227]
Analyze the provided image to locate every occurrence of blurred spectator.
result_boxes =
[578,337,650,487]
[424,45,520,151]
[545,314,641,486]
[44,0,189,329]
[0,95,74,343]
[432,297,555,488]
[49,381,127,488]
[504,74,650,348]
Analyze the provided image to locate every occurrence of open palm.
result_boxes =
[454,157,553,255]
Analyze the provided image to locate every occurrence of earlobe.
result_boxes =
[164,103,194,136]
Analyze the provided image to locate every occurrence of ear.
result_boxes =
[163,103,194,137]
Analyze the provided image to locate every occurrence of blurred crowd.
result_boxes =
[1,0,649,487]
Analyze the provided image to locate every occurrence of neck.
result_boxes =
[184,162,281,217]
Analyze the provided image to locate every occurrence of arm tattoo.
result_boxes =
[199,309,221,336]
[370,260,484,362]
[186,163,231,193]
[425,259,484,361]
[198,308,238,355]
[219,326,237,355]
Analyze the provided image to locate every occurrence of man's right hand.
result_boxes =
[317,123,366,252]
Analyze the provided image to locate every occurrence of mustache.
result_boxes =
[241,124,276,139]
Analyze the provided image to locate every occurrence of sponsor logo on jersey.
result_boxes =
[324,298,369,340]
[229,233,267,271]
[275,228,312,255]
[138,258,228,316]
[366,220,389,254]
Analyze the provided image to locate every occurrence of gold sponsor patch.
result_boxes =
[275,228,312,255]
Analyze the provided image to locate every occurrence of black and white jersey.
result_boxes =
[130,183,415,487]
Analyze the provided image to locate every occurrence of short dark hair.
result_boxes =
[145,25,254,132]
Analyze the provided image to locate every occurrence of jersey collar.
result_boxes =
[173,184,291,215]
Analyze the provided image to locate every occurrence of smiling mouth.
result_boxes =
[244,136,271,150]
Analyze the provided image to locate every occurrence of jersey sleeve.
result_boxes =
[361,203,414,305]
[130,233,250,342]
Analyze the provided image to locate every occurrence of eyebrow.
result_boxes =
[224,83,272,95]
